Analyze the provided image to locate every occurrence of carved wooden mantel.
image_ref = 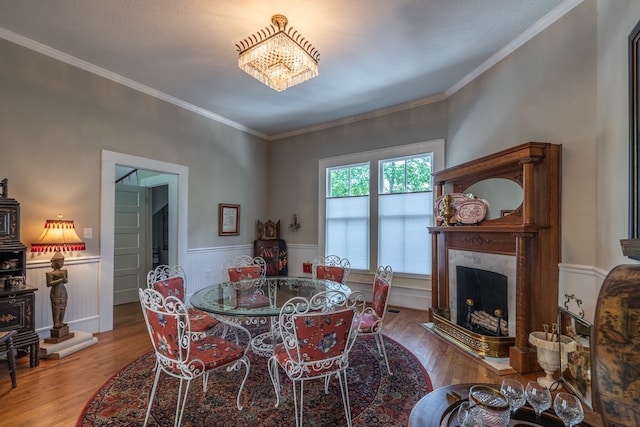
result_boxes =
[428,142,561,373]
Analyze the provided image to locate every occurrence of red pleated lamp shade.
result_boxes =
[31,219,86,253]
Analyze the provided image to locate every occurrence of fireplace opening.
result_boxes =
[456,266,509,336]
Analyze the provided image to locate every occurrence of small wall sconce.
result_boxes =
[289,213,300,232]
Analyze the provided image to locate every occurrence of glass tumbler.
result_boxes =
[469,385,511,427]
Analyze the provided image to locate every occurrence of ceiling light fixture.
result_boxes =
[236,14,319,92]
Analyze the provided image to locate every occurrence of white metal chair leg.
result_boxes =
[267,357,281,407]
[231,356,251,410]
[143,367,162,427]
[173,378,193,427]
[338,370,353,427]
[375,334,392,375]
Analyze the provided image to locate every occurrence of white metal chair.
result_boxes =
[311,255,351,284]
[138,288,251,427]
[147,265,220,340]
[268,290,365,427]
[221,255,269,309]
[355,265,394,375]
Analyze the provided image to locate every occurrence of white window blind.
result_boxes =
[378,192,432,274]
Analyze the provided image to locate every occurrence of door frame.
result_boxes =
[100,150,189,332]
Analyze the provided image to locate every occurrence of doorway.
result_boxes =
[100,150,189,332]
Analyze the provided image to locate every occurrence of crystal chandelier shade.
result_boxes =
[236,15,319,92]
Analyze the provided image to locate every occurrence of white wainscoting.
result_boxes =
[26,256,100,339]
[558,263,608,325]
[25,250,609,335]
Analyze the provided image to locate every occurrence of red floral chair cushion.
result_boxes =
[145,308,246,375]
[355,276,390,333]
[315,266,345,283]
[228,266,262,281]
[152,276,219,336]
[153,276,185,300]
[273,309,355,378]
[371,276,390,316]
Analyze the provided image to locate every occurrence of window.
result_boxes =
[326,163,370,269]
[378,155,433,274]
[319,140,444,276]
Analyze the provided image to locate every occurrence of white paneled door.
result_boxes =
[114,184,149,305]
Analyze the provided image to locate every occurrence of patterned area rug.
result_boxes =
[77,335,432,426]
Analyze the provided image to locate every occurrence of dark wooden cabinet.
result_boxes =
[0,286,39,367]
[253,239,288,276]
[0,180,39,367]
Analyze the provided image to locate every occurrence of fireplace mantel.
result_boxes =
[428,142,561,373]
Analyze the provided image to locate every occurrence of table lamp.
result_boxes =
[31,215,85,343]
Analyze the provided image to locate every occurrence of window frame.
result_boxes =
[318,139,445,278]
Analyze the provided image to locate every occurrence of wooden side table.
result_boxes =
[409,383,595,427]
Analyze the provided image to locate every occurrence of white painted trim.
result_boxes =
[100,150,189,332]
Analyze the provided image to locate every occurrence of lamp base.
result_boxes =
[44,325,74,344]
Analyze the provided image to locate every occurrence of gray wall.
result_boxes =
[0,37,268,255]
[446,0,598,267]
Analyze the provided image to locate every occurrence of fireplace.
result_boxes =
[450,250,515,337]
[428,142,562,373]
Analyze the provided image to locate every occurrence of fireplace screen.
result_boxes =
[456,266,509,336]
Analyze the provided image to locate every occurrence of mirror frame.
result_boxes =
[628,20,640,259]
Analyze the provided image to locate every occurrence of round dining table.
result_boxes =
[190,276,351,356]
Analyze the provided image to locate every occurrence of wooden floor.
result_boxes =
[1,303,603,426]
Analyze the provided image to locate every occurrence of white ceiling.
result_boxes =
[0,0,579,140]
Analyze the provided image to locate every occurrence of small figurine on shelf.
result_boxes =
[439,194,456,226]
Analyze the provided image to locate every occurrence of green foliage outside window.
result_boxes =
[329,164,369,197]
[381,155,432,193]
[328,154,432,197]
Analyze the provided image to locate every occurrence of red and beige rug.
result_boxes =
[77,335,432,426]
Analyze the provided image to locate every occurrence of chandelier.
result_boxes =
[236,14,319,92]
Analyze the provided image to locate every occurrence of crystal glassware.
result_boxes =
[458,400,485,427]
[525,381,552,423]
[553,392,584,427]
[469,385,510,427]
[500,379,526,415]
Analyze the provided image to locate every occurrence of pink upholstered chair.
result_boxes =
[268,290,365,427]
[221,255,269,309]
[312,255,351,284]
[147,265,220,340]
[138,288,251,427]
[355,265,393,375]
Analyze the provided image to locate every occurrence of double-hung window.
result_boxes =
[319,139,444,276]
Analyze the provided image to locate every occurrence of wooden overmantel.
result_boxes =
[428,142,561,373]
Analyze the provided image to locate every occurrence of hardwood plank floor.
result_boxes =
[0,303,603,426]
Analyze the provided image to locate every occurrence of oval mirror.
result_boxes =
[465,178,523,220]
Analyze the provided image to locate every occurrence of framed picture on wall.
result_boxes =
[218,203,240,236]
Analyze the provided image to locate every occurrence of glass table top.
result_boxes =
[190,276,351,317]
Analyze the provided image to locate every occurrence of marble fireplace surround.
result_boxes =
[448,249,516,336]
